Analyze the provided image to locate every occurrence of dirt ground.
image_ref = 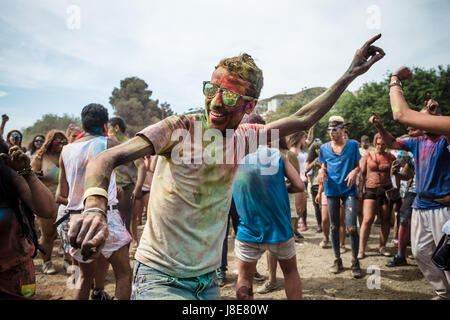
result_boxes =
[33,199,435,300]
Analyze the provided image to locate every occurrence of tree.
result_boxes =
[22,113,81,146]
[265,65,450,143]
[109,77,174,136]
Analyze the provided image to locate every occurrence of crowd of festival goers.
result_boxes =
[0,36,449,300]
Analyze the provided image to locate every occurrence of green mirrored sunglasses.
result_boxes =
[203,81,255,107]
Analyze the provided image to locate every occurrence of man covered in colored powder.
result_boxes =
[370,101,450,300]
[68,35,385,299]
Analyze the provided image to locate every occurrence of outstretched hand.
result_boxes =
[347,34,385,78]
[1,114,8,123]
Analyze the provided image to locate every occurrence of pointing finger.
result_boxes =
[364,33,382,48]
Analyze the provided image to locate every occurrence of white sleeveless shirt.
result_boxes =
[61,136,118,211]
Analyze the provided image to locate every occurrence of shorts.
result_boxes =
[131,262,220,300]
[0,254,35,299]
[234,237,296,262]
[69,209,132,263]
[363,185,392,203]
[288,193,298,218]
[56,205,70,254]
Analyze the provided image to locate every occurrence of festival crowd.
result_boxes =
[0,34,449,300]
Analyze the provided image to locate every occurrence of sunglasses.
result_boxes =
[34,139,44,143]
[11,133,22,138]
[203,81,255,108]
[54,138,68,144]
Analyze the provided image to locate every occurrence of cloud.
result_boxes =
[0,0,449,117]
[0,91,7,97]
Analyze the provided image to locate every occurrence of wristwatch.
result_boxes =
[389,79,402,88]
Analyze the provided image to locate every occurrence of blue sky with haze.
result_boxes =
[0,0,449,133]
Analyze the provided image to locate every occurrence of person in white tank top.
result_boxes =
[56,104,131,300]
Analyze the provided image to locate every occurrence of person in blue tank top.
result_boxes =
[318,116,362,278]
[232,117,304,300]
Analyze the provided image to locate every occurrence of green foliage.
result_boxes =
[266,65,450,143]
[109,77,174,136]
[22,113,81,147]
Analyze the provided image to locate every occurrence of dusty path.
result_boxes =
[33,199,434,300]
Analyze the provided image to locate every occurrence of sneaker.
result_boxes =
[391,239,398,245]
[300,222,307,232]
[294,231,304,239]
[386,254,407,267]
[319,239,330,249]
[379,247,392,257]
[431,295,450,300]
[315,227,323,233]
[42,261,57,275]
[254,271,266,282]
[256,281,279,294]
[91,288,113,300]
[351,259,363,279]
[329,258,344,274]
[63,260,72,275]
[216,269,226,287]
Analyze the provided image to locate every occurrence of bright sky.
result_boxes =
[0,0,449,133]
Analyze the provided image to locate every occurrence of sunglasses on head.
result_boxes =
[203,81,255,108]
[11,133,22,138]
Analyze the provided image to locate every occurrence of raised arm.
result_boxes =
[265,34,385,137]
[0,114,8,138]
[369,112,404,150]
[389,67,450,136]
[1,146,55,218]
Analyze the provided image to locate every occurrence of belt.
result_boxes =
[54,205,118,227]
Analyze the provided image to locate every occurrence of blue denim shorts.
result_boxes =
[131,261,221,300]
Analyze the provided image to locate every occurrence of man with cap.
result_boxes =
[318,116,362,278]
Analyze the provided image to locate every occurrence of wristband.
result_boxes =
[82,207,107,219]
[389,79,402,88]
[389,88,404,95]
[83,187,108,202]
[18,165,33,177]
